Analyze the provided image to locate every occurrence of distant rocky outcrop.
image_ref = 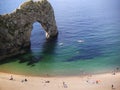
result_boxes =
[0,0,58,60]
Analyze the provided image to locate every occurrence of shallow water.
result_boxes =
[0,0,120,76]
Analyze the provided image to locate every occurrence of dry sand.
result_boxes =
[0,72,120,90]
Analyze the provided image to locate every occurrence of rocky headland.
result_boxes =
[0,0,58,60]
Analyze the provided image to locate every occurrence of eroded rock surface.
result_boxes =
[0,0,58,60]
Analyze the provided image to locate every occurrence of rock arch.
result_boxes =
[0,0,58,60]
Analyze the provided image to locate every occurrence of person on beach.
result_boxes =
[112,70,116,75]
[96,80,98,84]
[45,80,50,83]
[25,78,27,82]
[21,78,28,83]
[9,75,13,80]
[63,82,68,88]
[21,80,24,83]
[111,84,115,89]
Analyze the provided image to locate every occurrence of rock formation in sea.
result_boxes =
[0,0,58,60]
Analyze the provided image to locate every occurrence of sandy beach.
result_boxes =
[0,72,120,90]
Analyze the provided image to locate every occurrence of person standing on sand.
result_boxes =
[9,75,13,80]
[63,82,68,88]
[111,84,115,89]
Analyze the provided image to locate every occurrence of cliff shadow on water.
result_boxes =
[0,37,58,67]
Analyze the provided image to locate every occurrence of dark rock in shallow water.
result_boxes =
[0,0,58,60]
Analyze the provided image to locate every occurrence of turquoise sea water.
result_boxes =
[0,0,120,76]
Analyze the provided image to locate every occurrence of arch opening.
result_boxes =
[30,22,46,52]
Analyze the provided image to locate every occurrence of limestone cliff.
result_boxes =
[0,0,58,60]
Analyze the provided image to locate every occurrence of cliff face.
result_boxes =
[0,0,58,60]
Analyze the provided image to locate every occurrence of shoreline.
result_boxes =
[0,71,120,90]
[0,68,117,77]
